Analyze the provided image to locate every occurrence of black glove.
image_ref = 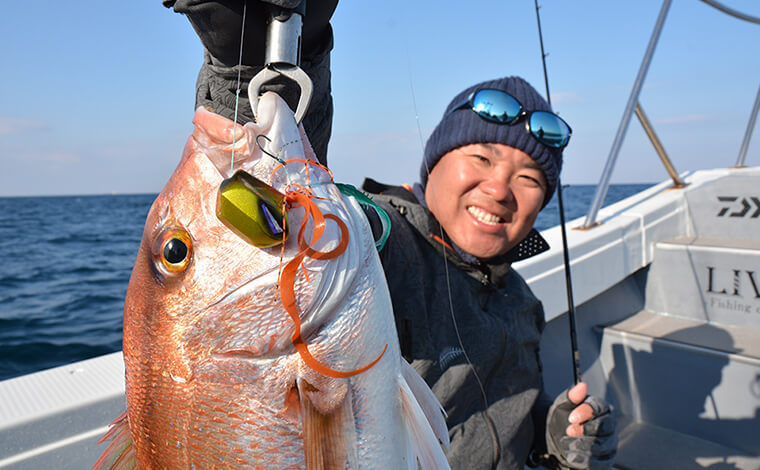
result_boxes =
[545,390,617,469]
[163,0,338,166]
[164,0,338,66]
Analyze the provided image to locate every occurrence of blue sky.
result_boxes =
[1,1,759,196]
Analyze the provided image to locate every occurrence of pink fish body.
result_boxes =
[93,93,450,469]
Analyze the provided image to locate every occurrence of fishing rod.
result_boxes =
[533,0,581,386]
[398,0,491,414]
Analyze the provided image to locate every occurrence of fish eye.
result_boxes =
[152,227,193,276]
[163,238,188,264]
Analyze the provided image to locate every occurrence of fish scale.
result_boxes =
[186,390,304,467]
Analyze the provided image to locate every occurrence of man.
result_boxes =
[164,3,617,468]
[363,76,616,469]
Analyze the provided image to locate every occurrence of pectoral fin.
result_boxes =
[399,360,450,470]
[400,359,450,449]
[91,411,136,470]
[298,378,357,470]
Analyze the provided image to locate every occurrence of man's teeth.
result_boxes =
[467,206,502,225]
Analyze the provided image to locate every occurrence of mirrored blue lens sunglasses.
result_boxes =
[448,88,572,149]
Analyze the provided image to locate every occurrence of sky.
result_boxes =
[1,0,759,197]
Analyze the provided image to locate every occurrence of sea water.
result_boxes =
[0,185,650,381]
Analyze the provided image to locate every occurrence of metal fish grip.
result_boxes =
[248,1,313,125]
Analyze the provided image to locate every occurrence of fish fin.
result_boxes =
[399,361,451,470]
[298,380,357,470]
[91,410,137,470]
[400,359,450,450]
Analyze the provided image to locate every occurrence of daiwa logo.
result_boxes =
[717,196,760,218]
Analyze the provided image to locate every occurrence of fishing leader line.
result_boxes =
[230,0,248,172]
[228,2,296,187]
[397,1,490,413]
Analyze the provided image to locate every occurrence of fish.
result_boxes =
[92,92,450,469]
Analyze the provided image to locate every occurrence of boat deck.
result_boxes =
[0,353,124,469]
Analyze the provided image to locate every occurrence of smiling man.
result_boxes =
[363,76,617,469]
[424,142,547,259]
[165,1,616,467]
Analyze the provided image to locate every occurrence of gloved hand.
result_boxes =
[163,0,338,66]
[545,383,617,469]
[163,0,338,166]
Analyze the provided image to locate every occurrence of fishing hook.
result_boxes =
[256,134,286,164]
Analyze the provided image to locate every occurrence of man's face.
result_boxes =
[424,143,547,260]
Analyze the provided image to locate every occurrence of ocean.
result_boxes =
[0,184,651,381]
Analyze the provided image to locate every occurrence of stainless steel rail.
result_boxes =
[736,82,760,168]
[582,0,759,228]
[698,0,760,24]
[582,0,672,229]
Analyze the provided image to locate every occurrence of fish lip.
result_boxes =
[204,263,282,310]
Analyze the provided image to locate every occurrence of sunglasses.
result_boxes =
[449,88,572,149]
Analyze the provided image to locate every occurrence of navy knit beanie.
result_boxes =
[421,76,564,207]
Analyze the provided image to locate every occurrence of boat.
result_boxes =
[1,1,759,469]
[527,165,760,469]
[526,1,760,467]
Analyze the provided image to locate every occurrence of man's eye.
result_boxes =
[520,174,543,186]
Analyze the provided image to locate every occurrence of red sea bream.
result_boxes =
[93,93,450,469]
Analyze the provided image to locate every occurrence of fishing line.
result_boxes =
[398,1,490,411]
[230,0,248,172]
[533,0,582,385]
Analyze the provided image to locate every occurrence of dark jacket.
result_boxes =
[364,182,550,469]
